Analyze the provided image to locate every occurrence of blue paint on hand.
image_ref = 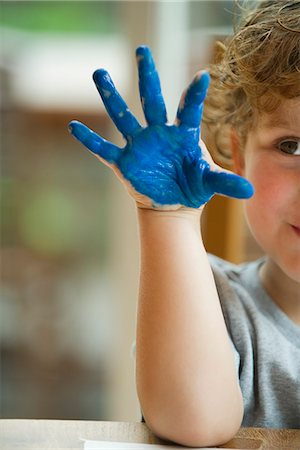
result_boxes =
[68,45,253,209]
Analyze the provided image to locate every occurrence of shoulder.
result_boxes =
[208,253,259,279]
[207,254,265,341]
[208,253,262,301]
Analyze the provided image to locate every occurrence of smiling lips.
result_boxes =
[291,225,300,238]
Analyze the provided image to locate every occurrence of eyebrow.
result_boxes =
[260,118,299,131]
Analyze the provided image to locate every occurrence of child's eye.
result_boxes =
[277,139,300,155]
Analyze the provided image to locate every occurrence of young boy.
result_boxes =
[69,1,300,446]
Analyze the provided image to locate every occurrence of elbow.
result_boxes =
[141,395,244,447]
[144,412,243,447]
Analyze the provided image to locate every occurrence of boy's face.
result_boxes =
[234,98,300,283]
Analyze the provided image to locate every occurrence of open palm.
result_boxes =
[69,46,253,209]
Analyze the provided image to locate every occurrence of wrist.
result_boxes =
[136,202,204,234]
[136,201,204,216]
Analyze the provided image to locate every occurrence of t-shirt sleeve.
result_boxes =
[208,254,242,376]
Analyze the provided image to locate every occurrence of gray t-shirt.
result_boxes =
[209,255,300,429]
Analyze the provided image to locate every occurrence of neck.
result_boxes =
[260,258,300,326]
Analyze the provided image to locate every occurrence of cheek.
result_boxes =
[243,157,284,236]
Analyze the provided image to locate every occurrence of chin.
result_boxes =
[275,256,300,284]
[285,267,300,284]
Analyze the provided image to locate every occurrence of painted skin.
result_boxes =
[68,46,253,210]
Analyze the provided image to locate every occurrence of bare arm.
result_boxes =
[69,45,252,447]
[136,207,243,446]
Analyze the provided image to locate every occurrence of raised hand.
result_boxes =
[68,46,253,210]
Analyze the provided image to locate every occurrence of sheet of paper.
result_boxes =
[83,440,237,450]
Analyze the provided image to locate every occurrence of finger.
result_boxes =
[176,71,210,128]
[136,45,168,126]
[93,69,142,137]
[68,120,122,164]
[203,169,254,199]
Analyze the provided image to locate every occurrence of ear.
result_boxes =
[230,128,245,176]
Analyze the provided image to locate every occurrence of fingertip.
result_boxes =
[136,45,151,58]
[229,177,255,200]
[93,68,110,86]
[193,71,210,92]
[67,120,90,141]
[136,45,155,71]
[199,71,210,91]
[67,121,102,155]
[241,180,254,199]
[232,174,254,199]
[68,120,80,134]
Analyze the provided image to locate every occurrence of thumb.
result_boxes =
[203,169,254,199]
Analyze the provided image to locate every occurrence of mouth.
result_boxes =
[291,225,300,238]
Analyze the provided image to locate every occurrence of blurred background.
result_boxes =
[0,1,262,422]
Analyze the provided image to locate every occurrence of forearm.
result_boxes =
[136,207,243,446]
[69,43,251,446]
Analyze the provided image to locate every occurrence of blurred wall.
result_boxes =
[0,0,263,423]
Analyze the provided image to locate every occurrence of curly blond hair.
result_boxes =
[203,0,300,163]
